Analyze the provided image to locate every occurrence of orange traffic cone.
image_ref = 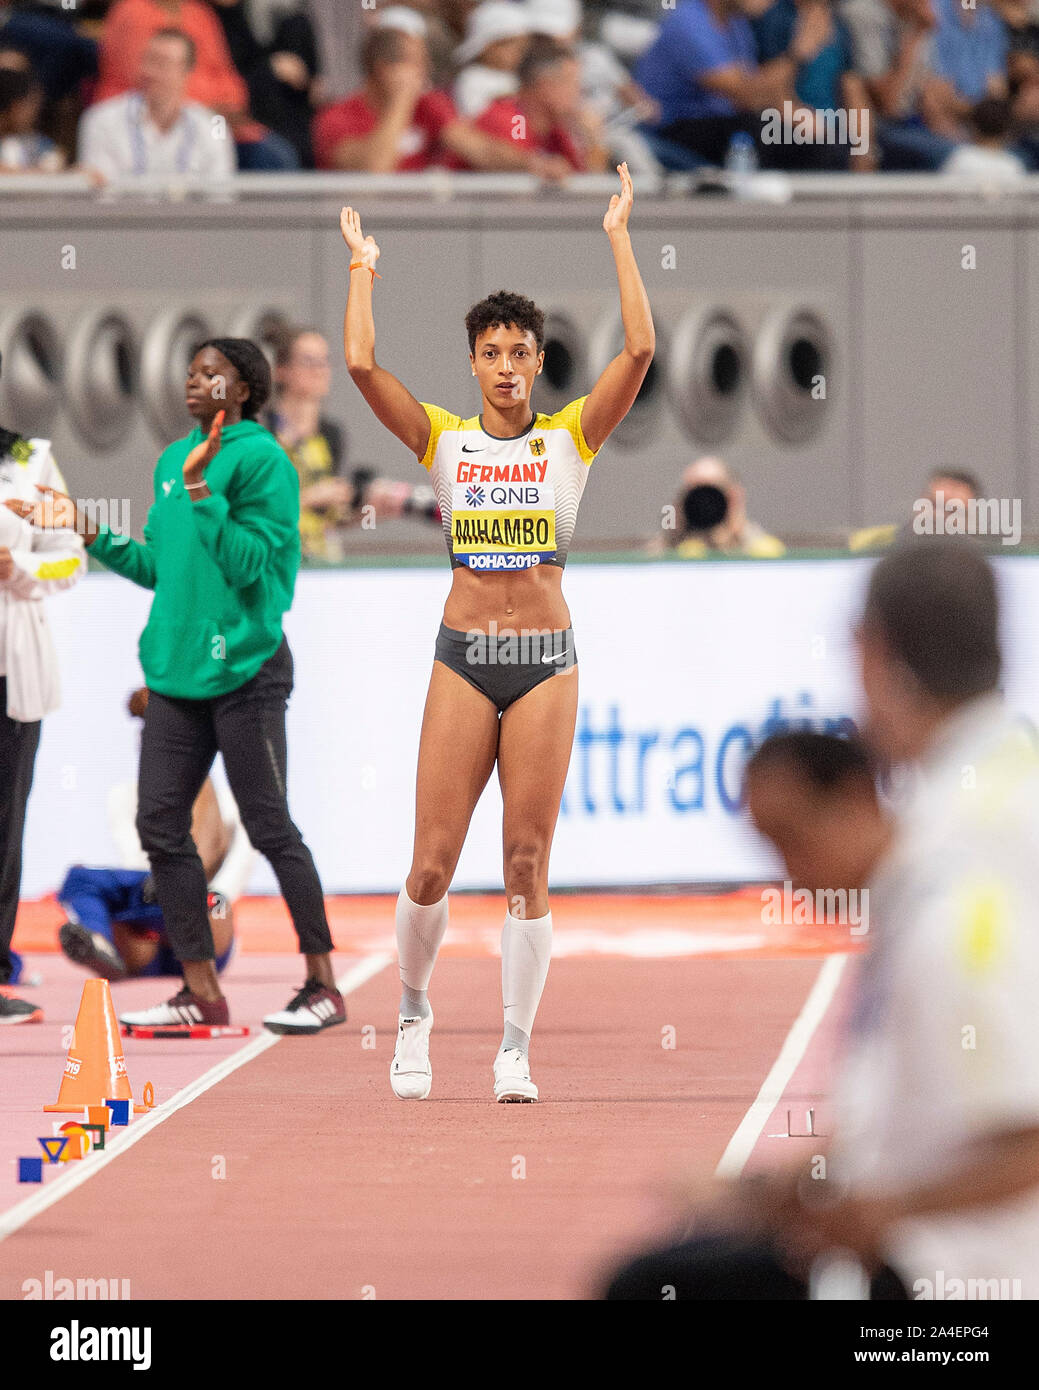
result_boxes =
[44,979,148,1114]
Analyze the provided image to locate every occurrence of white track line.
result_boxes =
[714,953,847,1181]
[0,951,393,1245]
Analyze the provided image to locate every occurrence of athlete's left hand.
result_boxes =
[183,409,225,486]
[603,162,634,236]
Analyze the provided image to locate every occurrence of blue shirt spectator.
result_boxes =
[635,0,758,122]
[930,0,1007,104]
[753,0,853,109]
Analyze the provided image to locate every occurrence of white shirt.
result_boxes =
[0,439,85,721]
[77,93,236,183]
[831,696,1039,1298]
[943,144,1027,185]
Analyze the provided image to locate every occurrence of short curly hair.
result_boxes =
[465,291,545,356]
[193,337,272,419]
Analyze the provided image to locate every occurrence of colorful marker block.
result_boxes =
[57,1124,89,1160]
[38,1136,68,1164]
[18,1157,43,1183]
[85,1105,111,1131]
[82,1123,106,1151]
[104,1098,130,1126]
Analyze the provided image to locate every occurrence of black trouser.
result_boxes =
[603,1231,909,1300]
[0,678,41,985]
[661,115,850,171]
[135,637,333,965]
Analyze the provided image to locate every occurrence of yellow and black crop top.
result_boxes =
[419,397,597,571]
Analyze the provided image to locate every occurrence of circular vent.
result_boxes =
[752,307,832,445]
[226,306,293,370]
[534,312,586,414]
[0,309,62,436]
[668,307,748,445]
[65,310,136,448]
[140,309,212,440]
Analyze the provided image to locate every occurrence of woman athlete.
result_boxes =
[342,163,654,1102]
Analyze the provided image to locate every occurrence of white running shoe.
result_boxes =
[493,1046,538,1103]
[391,1010,434,1099]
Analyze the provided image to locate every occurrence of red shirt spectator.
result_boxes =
[313,87,459,171]
[475,94,585,170]
[95,0,249,117]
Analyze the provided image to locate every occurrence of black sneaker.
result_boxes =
[263,978,346,1035]
[59,921,128,981]
[0,987,43,1024]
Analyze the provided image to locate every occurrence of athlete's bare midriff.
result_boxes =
[442,563,572,634]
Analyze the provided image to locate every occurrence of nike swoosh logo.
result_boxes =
[541,650,571,664]
[461,445,484,453]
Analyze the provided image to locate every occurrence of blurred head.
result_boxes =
[746,732,888,893]
[891,0,934,23]
[187,338,271,425]
[273,328,332,403]
[138,28,195,106]
[517,38,581,121]
[0,47,31,75]
[362,27,430,93]
[927,469,980,508]
[373,4,430,38]
[971,96,1014,143]
[456,1,532,68]
[525,0,582,42]
[465,289,545,408]
[856,539,1001,763]
[733,0,776,18]
[0,67,38,135]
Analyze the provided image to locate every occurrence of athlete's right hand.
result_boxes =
[340,206,380,270]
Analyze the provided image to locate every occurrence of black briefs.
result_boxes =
[433,623,577,713]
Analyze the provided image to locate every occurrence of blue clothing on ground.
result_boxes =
[58,865,232,975]
[930,0,1008,103]
[635,0,758,123]
[752,0,853,108]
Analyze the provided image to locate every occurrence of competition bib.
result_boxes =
[450,480,556,570]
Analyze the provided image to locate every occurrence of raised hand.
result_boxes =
[340,206,381,270]
[603,162,634,237]
[183,409,225,486]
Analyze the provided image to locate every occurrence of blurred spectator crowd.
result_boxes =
[1,0,1038,184]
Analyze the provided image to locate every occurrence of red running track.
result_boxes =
[0,935,852,1300]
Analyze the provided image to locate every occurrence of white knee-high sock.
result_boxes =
[396,887,449,1018]
[500,910,552,1050]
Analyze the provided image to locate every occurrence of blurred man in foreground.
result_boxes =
[605,539,1039,1299]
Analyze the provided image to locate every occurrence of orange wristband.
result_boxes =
[350,261,382,280]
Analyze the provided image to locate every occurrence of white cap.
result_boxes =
[374,5,429,39]
[524,0,581,39]
[456,1,533,65]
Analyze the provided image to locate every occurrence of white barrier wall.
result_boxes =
[20,554,1039,897]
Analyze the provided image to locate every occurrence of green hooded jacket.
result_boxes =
[90,420,301,699]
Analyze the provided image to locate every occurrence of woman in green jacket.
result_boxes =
[22,338,344,1035]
